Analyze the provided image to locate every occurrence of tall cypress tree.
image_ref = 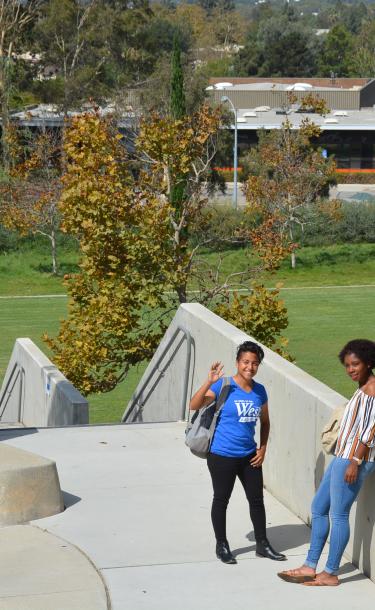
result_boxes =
[170,35,186,120]
[170,34,187,284]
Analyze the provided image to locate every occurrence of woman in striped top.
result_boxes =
[279,339,375,586]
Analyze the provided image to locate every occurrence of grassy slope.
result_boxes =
[282,286,375,398]
[1,243,375,422]
[1,242,375,296]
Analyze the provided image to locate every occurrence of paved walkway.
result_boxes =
[1,422,375,610]
[0,526,109,610]
[330,183,375,202]
[213,182,375,207]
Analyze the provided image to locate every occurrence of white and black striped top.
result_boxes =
[336,389,375,461]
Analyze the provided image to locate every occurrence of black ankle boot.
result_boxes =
[216,541,237,564]
[256,539,286,561]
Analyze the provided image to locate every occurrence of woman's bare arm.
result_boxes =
[189,362,224,411]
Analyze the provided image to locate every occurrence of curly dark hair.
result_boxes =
[236,341,264,363]
[338,339,375,369]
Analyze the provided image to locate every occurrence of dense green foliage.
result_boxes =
[5,0,375,118]
[234,1,375,77]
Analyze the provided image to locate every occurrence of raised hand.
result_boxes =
[208,362,224,384]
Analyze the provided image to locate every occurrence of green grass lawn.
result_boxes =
[1,285,374,422]
[1,242,375,296]
[201,242,375,288]
[1,242,375,422]
[0,241,78,296]
[282,285,375,398]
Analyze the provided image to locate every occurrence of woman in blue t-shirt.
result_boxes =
[189,340,286,565]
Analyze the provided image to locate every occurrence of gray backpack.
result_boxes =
[185,377,231,459]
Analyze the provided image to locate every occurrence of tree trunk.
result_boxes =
[51,229,58,275]
[176,284,187,304]
[289,225,296,269]
[0,57,11,171]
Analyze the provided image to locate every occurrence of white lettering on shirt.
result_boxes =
[234,400,261,423]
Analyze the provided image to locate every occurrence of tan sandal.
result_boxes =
[278,569,316,584]
[303,577,339,587]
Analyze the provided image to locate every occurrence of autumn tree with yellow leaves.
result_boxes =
[44,105,293,395]
[45,113,174,394]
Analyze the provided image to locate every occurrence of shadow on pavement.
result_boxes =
[244,523,312,553]
[0,427,38,441]
[62,490,82,509]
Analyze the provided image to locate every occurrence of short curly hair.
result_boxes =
[338,339,375,369]
[236,340,264,363]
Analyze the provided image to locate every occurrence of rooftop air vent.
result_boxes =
[333,111,348,117]
[254,106,271,112]
[287,83,313,91]
[324,118,339,124]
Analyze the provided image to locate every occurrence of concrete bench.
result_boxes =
[0,444,63,526]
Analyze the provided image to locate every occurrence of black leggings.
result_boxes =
[207,451,267,543]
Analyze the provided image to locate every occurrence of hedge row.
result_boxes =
[335,172,375,184]
[188,201,375,250]
[215,169,375,184]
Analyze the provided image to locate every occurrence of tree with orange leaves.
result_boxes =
[243,116,340,269]
[0,126,62,274]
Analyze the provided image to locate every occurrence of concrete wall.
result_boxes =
[124,303,375,580]
[0,339,88,427]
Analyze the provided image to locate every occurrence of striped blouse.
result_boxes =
[336,388,375,461]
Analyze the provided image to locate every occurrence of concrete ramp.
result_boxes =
[0,338,88,427]
[122,303,375,582]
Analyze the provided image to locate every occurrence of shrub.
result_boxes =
[0,225,19,253]
[335,171,375,184]
[300,201,375,245]
[213,167,246,182]
[215,283,292,360]
[189,204,258,250]
[215,169,375,184]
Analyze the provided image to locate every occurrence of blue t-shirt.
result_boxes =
[210,377,268,458]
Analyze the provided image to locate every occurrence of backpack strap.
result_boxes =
[207,377,231,451]
[215,376,231,413]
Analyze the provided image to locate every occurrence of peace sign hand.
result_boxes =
[208,362,224,384]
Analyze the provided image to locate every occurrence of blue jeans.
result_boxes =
[305,457,375,575]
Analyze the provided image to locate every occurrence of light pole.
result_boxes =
[221,95,238,209]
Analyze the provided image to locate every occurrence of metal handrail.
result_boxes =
[0,362,24,421]
[122,325,192,423]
